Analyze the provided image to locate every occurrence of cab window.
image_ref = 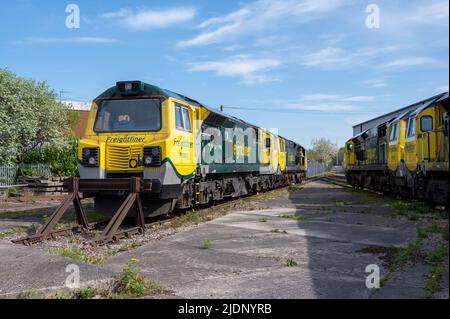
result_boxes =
[175,105,183,129]
[347,143,353,152]
[389,123,398,142]
[175,103,191,131]
[420,116,433,132]
[406,118,415,138]
[182,108,191,131]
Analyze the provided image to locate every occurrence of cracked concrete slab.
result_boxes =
[104,180,433,298]
[0,241,114,297]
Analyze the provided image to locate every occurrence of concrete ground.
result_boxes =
[0,241,114,297]
[104,180,444,298]
[0,179,447,298]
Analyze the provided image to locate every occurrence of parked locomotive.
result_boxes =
[344,92,449,204]
[78,81,307,216]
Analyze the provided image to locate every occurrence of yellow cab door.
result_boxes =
[387,121,400,171]
[271,134,279,172]
[345,141,355,166]
[418,109,437,162]
[172,101,196,176]
[404,116,417,171]
[278,138,286,172]
[260,130,271,165]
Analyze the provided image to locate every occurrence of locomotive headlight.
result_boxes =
[88,156,97,166]
[144,155,153,166]
[82,147,99,167]
[143,146,161,167]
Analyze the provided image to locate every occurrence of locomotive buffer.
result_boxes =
[12,177,151,246]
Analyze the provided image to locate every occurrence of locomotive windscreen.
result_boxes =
[94,99,161,132]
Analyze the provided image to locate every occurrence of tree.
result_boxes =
[308,138,338,164]
[0,69,72,165]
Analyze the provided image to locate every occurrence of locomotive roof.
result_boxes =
[94,81,303,147]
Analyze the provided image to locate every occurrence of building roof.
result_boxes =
[352,92,448,129]
[59,100,91,111]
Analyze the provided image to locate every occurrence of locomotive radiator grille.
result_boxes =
[106,144,143,170]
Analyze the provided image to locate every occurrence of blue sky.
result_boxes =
[0,0,448,148]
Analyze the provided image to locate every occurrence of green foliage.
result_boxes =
[425,264,445,298]
[48,246,107,266]
[201,238,211,249]
[280,214,304,221]
[22,138,79,176]
[0,69,74,165]
[307,138,338,164]
[285,258,298,267]
[16,166,39,177]
[77,287,97,299]
[116,258,147,296]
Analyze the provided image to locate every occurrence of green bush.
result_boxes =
[22,138,79,176]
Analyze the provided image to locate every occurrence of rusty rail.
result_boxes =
[13,177,151,246]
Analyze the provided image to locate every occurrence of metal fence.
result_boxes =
[306,160,332,178]
[0,164,52,186]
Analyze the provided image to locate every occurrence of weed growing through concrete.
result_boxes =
[286,258,298,267]
[425,264,445,299]
[279,214,304,221]
[201,239,211,250]
[271,229,287,234]
[259,217,268,223]
[48,246,109,266]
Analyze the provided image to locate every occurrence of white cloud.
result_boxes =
[188,55,281,85]
[436,85,449,92]
[363,79,387,89]
[101,7,196,30]
[178,0,347,47]
[16,37,119,44]
[406,0,449,25]
[285,93,374,112]
[380,57,438,69]
[302,47,351,68]
[301,46,402,69]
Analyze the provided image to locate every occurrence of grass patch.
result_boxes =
[271,229,287,234]
[391,240,424,271]
[389,201,434,220]
[287,185,303,192]
[441,226,449,241]
[113,258,167,298]
[77,287,97,299]
[428,245,448,263]
[285,258,298,267]
[86,211,110,223]
[0,210,46,220]
[259,217,268,223]
[48,246,109,266]
[279,214,304,221]
[425,264,445,299]
[0,226,28,238]
[201,239,211,250]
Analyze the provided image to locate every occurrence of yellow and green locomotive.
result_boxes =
[344,92,449,204]
[78,81,307,216]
